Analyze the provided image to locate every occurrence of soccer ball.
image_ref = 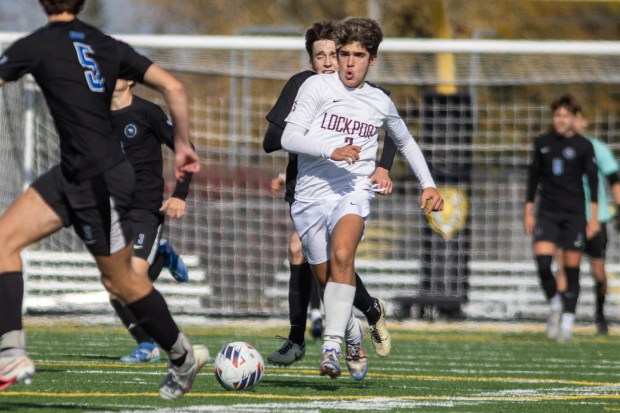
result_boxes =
[214,341,265,391]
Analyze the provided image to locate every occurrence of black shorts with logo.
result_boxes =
[533,210,586,251]
[130,208,164,264]
[31,160,135,256]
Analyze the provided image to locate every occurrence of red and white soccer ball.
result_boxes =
[214,341,265,391]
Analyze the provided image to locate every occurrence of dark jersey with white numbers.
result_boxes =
[526,131,598,215]
[112,95,191,210]
[0,18,152,182]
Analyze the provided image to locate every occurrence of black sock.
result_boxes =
[535,255,556,300]
[309,271,321,310]
[110,298,154,344]
[561,266,580,314]
[353,273,380,325]
[0,272,24,340]
[595,281,606,316]
[126,288,180,353]
[288,263,312,345]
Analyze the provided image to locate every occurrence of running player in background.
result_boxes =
[0,0,206,399]
[282,17,443,379]
[524,94,599,342]
[556,107,620,335]
[263,20,395,369]
[110,78,193,362]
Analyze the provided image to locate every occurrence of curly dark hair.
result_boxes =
[334,17,384,56]
[38,0,85,16]
[304,20,336,59]
[550,93,581,115]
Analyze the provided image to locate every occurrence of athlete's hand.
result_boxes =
[331,145,361,164]
[174,141,200,181]
[523,214,535,236]
[586,220,600,240]
[420,187,444,214]
[271,174,285,194]
[160,197,186,219]
[370,167,393,195]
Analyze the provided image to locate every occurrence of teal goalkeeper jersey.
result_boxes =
[583,137,619,223]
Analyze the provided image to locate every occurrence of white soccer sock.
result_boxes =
[0,330,25,350]
[549,293,562,312]
[322,282,356,351]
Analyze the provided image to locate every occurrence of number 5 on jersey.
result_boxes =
[73,42,105,92]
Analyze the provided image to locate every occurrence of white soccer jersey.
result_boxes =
[282,72,434,202]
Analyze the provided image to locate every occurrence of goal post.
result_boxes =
[1,33,619,319]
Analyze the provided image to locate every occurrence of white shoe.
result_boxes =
[0,349,35,391]
[546,308,562,340]
[345,318,368,381]
[159,345,209,400]
[369,298,391,356]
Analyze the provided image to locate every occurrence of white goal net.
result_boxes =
[1,34,619,320]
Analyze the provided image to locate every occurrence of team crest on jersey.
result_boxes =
[426,186,468,240]
[124,123,138,138]
[0,55,7,65]
[563,147,576,160]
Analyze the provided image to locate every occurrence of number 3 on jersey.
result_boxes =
[345,137,354,145]
[73,42,105,92]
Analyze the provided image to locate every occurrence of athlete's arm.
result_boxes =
[523,139,540,236]
[263,122,284,153]
[384,104,435,190]
[142,64,199,179]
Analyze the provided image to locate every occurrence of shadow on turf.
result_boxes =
[56,353,124,361]
[0,402,110,411]
[259,377,372,391]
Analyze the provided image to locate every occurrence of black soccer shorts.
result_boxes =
[533,210,587,251]
[32,160,135,256]
[129,208,164,264]
[584,222,608,261]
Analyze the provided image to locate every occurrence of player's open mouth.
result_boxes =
[346,71,354,80]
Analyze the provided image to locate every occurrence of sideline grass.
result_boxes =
[1,319,620,412]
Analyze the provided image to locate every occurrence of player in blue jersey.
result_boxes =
[0,0,206,399]
[556,107,620,335]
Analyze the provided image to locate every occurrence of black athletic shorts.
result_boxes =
[585,222,608,261]
[130,208,164,264]
[533,210,586,251]
[31,160,135,256]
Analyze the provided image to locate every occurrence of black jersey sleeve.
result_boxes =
[152,104,193,201]
[366,82,398,172]
[0,34,40,82]
[526,137,542,203]
[378,133,397,171]
[263,71,314,153]
[116,40,153,83]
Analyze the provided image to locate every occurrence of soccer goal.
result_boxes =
[1,33,619,320]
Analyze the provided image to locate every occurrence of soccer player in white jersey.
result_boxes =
[281,17,444,379]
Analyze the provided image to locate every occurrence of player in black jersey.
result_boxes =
[263,20,395,368]
[524,94,599,342]
[0,0,205,399]
[109,78,193,363]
